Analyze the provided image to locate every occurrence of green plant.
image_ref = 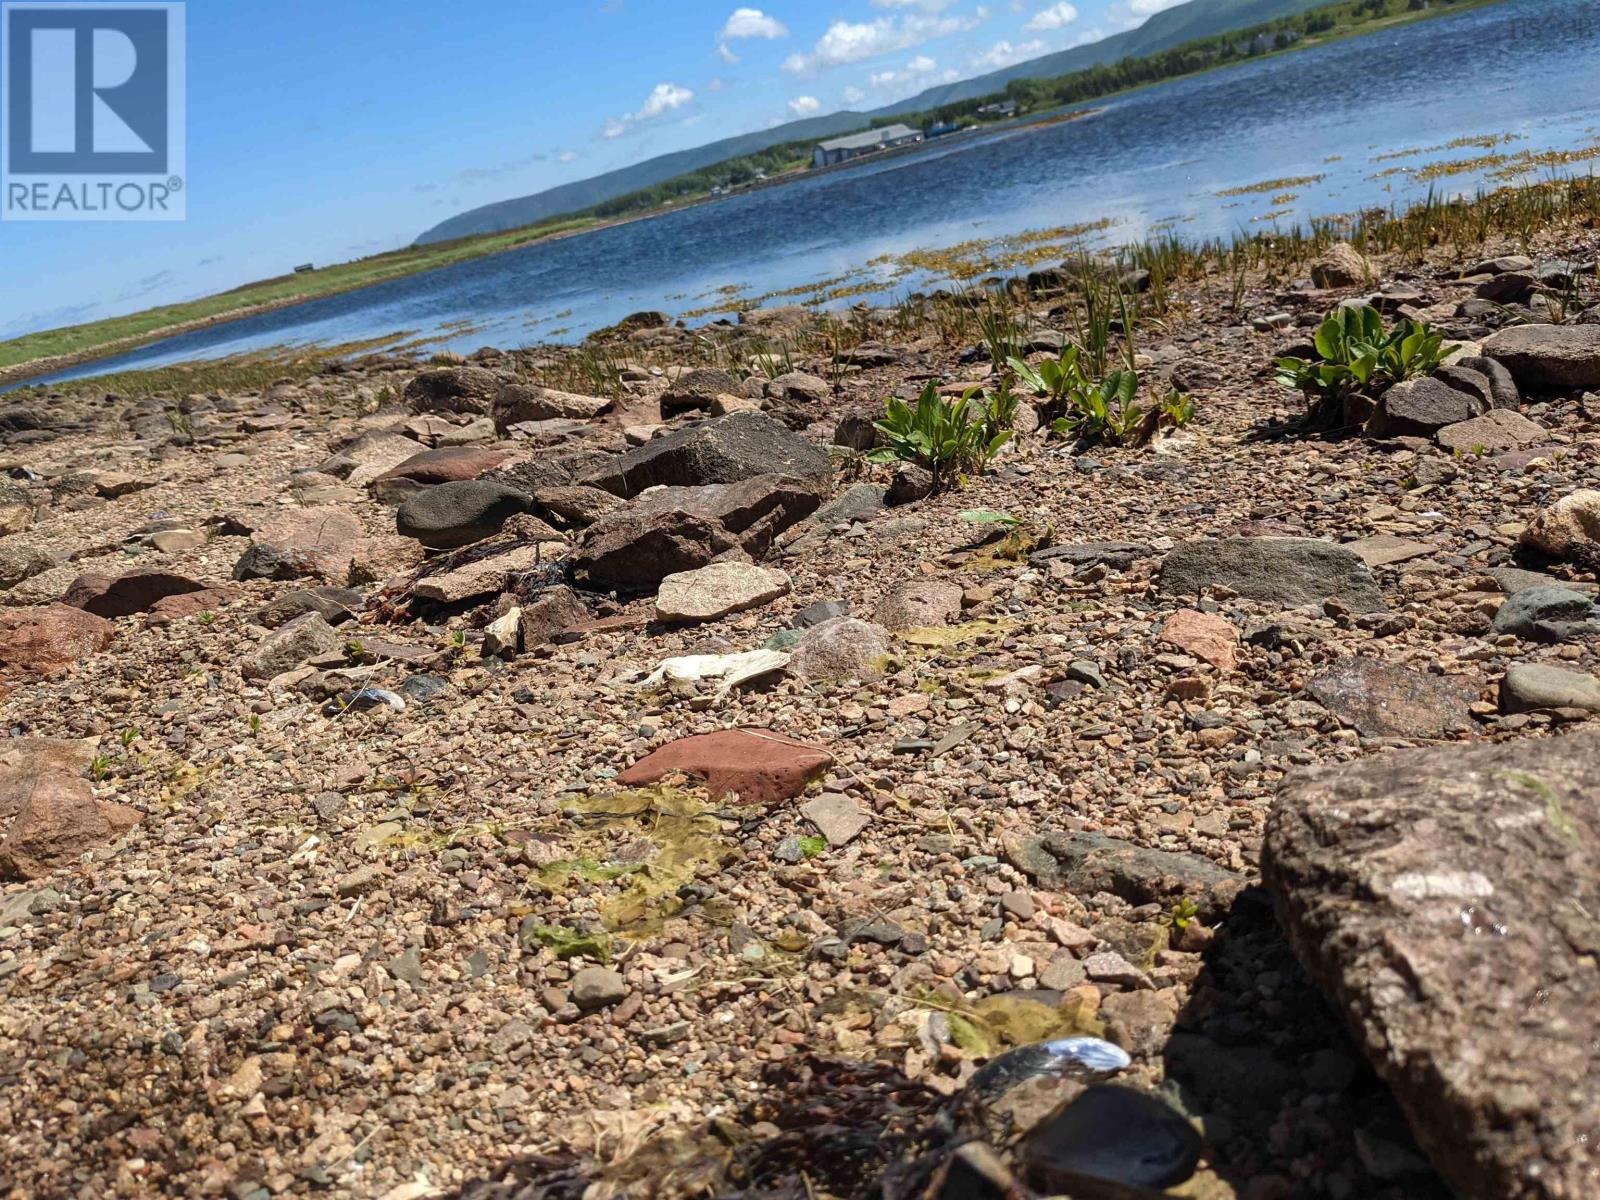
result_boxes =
[1163,898,1201,931]
[89,754,114,782]
[1160,388,1197,429]
[1007,344,1091,410]
[1051,370,1144,445]
[977,305,1026,368]
[195,610,216,625]
[119,728,140,749]
[1274,304,1457,423]
[248,714,262,736]
[869,381,1013,492]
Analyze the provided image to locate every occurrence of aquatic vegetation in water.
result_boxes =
[1216,173,1324,197]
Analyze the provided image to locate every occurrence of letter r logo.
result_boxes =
[5,4,171,174]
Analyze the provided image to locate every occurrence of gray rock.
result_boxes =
[800,793,871,846]
[877,579,963,631]
[807,483,885,529]
[578,412,830,497]
[1483,324,1600,390]
[0,544,55,591]
[1158,537,1385,613]
[1263,730,1600,1200]
[1030,542,1154,571]
[660,367,740,414]
[241,613,342,681]
[570,966,629,1010]
[1456,355,1520,410]
[885,464,934,506]
[1368,376,1486,437]
[573,508,738,591]
[396,480,534,550]
[1004,830,1243,922]
[1492,586,1599,642]
[1432,363,1493,407]
[790,599,849,629]
[402,366,502,415]
[1434,409,1545,454]
[655,562,790,623]
[628,475,821,556]
[1306,659,1477,739]
[788,617,891,681]
[1500,663,1600,714]
[253,587,363,629]
[491,383,610,430]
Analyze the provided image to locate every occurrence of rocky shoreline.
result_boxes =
[0,193,1597,1199]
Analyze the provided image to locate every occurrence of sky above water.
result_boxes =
[0,0,1179,336]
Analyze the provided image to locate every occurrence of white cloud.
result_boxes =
[1128,0,1185,12]
[870,0,958,9]
[557,150,579,163]
[603,82,696,138]
[868,53,960,97]
[720,7,789,39]
[782,13,981,74]
[718,42,740,64]
[788,95,822,116]
[843,85,867,104]
[971,38,1046,70]
[1024,2,1079,32]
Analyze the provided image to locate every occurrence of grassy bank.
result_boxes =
[0,0,1510,384]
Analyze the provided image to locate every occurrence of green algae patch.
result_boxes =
[520,922,613,963]
[944,992,1104,1057]
[558,785,742,934]
[896,619,1018,650]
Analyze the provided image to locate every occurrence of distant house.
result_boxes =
[293,263,315,274]
[812,124,924,168]
[926,121,962,139]
[976,100,1019,119]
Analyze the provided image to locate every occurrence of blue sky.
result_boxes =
[0,0,1178,338]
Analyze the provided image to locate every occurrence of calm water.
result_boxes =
[24,0,1600,388]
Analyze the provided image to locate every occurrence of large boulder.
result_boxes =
[1483,325,1600,390]
[0,605,115,677]
[628,476,821,556]
[491,383,611,430]
[1500,663,1600,714]
[1454,356,1521,409]
[1158,538,1385,613]
[577,412,830,497]
[1520,490,1600,566]
[1367,376,1485,437]
[1491,586,1599,643]
[877,579,963,631]
[233,507,362,584]
[572,508,738,591]
[1263,731,1600,1200]
[395,480,534,550]
[402,366,502,415]
[63,570,209,618]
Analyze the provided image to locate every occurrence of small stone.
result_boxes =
[800,793,870,847]
[570,966,629,1010]
[655,562,790,623]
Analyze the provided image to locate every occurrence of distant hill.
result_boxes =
[872,0,1333,114]
[416,0,1332,245]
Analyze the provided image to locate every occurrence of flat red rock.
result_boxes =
[1159,608,1239,671]
[616,728,831,807]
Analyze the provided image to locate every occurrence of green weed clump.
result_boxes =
[1274,303,1455,424]
[869,381,1016,491]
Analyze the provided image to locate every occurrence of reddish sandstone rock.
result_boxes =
[0,772,140,880]
[233,506,362,584]
[616,729,831,807]
[0,604,115,677]
[1159,608,1239,671]
[64,569,209,618]
[374,446,522,487]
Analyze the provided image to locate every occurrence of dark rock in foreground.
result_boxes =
[1263,731,1600,1200]
[1004,829,1244,922]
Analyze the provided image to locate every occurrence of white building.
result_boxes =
[812,125,925,168]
